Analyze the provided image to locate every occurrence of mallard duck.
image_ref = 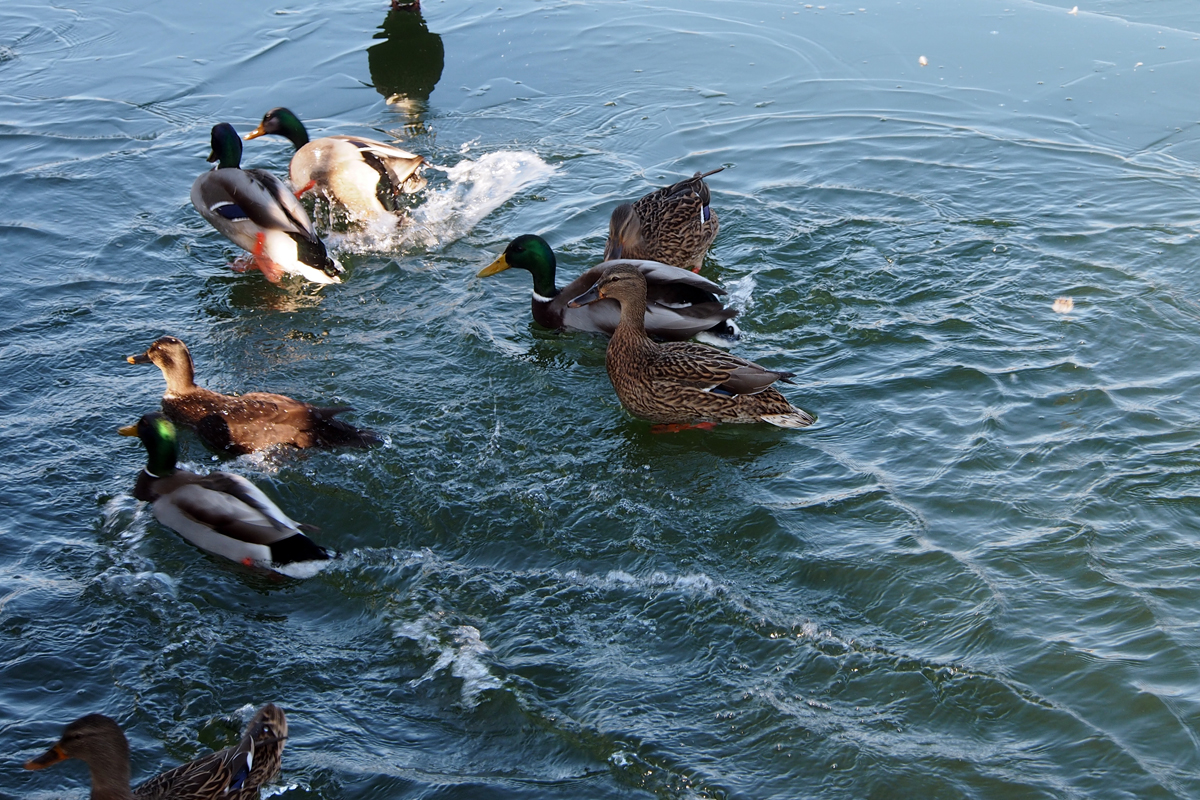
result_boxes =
[128,336,380,455]
[191,123,343,285]
[245,107,426,218]
[602,168,723,273]
[478,234,737,341]
[119,413,336,571]
[25,703,287,800]
[568,264,815,429]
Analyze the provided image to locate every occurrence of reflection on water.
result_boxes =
[368,5,444,113]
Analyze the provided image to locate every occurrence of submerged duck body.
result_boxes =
[128,336,379,455]
[569,265,815,428]
[190,123,342,285]
[603,168,723,273]
[478,234,737,341]
[25,703,287,800]
[246,107,425,219]
[120,414,336,571]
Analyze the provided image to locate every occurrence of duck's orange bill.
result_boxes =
[25,743,68,770]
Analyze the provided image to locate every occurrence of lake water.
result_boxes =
[5,0,1200,797]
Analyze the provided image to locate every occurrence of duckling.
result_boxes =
[569,264,815,429]
[119,413,335,571]
[128,336,379,455]
[478,234,737,341]
[191,122,343,285]
[245,107,425,219]
[603,168,723,272]
[25,703,287,800]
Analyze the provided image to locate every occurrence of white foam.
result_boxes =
[330,151,554,255]
[395,619,503,707]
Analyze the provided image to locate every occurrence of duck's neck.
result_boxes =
[84,754,134,800]
[526,266,559,301]
[611,289,650,344]
[160,357,198,396]
[281,118,310,150]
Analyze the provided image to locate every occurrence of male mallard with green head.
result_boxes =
[478,234,738,341]
[25,703,287,800]
[569,264,815,430]
[603,168,723,273]
[245,107,425,219]
[119,414,335,571]
[190,123,343,285]
[128,336,379,455]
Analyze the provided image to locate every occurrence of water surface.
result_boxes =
[5,1,1200,798]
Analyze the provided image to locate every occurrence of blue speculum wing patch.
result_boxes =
[213,201,249,222]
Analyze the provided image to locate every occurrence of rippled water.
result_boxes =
[6,0,1200,797]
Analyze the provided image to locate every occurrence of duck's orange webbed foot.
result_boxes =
[294,180,317,199]
[650,421,718,434]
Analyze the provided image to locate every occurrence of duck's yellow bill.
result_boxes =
[243,124,267,141]
[118,424,138,437]
[477,254,511,277]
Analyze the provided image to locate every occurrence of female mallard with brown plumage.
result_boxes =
[245,107,425,220]
[478,234,737,341]
[120,413,336,571]
[603,168,723,273]
[25,703,287,800]
[128,336,379,455]
[569,264,815,430]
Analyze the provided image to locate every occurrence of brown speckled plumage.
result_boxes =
[569,265,815,427]
[128,336,379,455]
[603,168,723,272]
[24,704,287,800]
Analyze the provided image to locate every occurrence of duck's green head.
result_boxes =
[207,123,243,169]
[477,234,559,298]
[119,413,178,477]
[244,107,310,149]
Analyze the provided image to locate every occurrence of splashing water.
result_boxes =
[329,151,554,255]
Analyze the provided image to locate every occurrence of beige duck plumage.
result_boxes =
[24,703,287,800]
[127,336,379,455]
[568,264,815,428]
[245,107,425,220]
[603,168,723,273]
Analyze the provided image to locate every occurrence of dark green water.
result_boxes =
[6,0,1200,797]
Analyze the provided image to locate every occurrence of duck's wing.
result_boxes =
[191,168,316,241]
[650,342,793,396]
[329,135,425,187]
[242,169,320,239]
[133,729,256,800]
[159,473,302,544]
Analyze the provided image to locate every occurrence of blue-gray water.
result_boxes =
[5,0,1200,797]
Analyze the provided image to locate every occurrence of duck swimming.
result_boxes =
[478,234,737,341]
[603,168,723,273]
[245,107,425,220]
[569,264,815,430]
[25,703,287,800]
[191,122,343,285]
[128,336,379,455]
[120,413,336,571]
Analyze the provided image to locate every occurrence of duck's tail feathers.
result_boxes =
[269,532,338,565]
[289,232,343,279]
[311,408,383,448]
[760,408,816,428]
